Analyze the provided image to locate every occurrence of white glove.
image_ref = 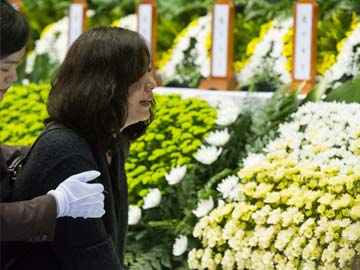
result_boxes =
[47,170,105,218]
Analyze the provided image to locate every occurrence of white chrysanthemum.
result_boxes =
[26,17,68,73]
[165,165,187,185]
[242,153,266,168]
[217,175,239,200]
[128,205,142,225]
[205,128,230,146]
[215,108,239,126]
[193,197,214,218]
[194,145,222,165]
[142,188,161,209]
[172,235,188,256]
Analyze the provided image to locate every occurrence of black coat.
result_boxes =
[2,123,130,270]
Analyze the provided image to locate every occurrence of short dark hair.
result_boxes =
[46,27,154,154]
[0,0,29,59]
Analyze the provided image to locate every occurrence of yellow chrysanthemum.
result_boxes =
[317,53,336,76]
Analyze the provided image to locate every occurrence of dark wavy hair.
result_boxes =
[0,0,29,59]
[46,27,154,154]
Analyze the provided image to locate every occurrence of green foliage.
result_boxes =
[0,84,50,145]
[157,17,186,58]
[300,80,328,105]
[233,13,265,63]
[250,84,300,136]
[242,84,301,160]
[87,0,136,27]
[126,94,217,203]
[317,10,354,61]
[242,0,295,21]
[317,0,360,19]
[125,243,172,270]
[28,54,59,83]
[156,0,209,21]
[325,75,360,103]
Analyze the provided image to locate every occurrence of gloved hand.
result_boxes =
[47,170,105,218]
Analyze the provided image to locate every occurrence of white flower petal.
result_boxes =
[143,188,161,209]
[128,205,142,225]
[194,145,222,165]
[205,128,230,146]
[193,197,214,217]
[172,235,188,256]
[165,165,187,185]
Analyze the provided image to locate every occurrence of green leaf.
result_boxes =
[325,76,360,103]
[300,80,328,105]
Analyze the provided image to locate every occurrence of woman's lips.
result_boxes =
[140,99,152,106]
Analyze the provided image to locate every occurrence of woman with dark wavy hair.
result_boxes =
[0,0,105,245]
[7,26,156,269]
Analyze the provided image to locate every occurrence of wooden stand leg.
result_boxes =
[198,75,238,91]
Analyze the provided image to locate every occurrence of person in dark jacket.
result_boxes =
[3,26,156,270]
[0,0,105,243]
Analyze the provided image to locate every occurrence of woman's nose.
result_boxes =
[145,75,156,92]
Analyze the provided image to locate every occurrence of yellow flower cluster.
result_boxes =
[189,102,360,270]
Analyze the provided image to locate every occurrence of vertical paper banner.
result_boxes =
[69,3,84,46]
[212,4,229,78]
[138,4,153,50]
[294,3,313,80]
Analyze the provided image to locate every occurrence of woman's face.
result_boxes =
[124,67,156,129]
[0,47,25,102]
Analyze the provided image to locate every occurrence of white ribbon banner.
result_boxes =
[212,4,229,78]
[69,3,84,46]
[138,4,152,50]
[294,3,313,80]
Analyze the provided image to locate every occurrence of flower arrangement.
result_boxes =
[236,18,293,91]
[324,17,360,88]
[24,17,69,83]
[157,15,211,87]
[125,85,303,270]
[189,101,360,270]
[282,11,358,82]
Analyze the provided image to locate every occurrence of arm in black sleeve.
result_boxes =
[40,155,122,270]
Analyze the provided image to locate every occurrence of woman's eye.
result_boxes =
[148,67,152,73]
[1,69,9,72]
